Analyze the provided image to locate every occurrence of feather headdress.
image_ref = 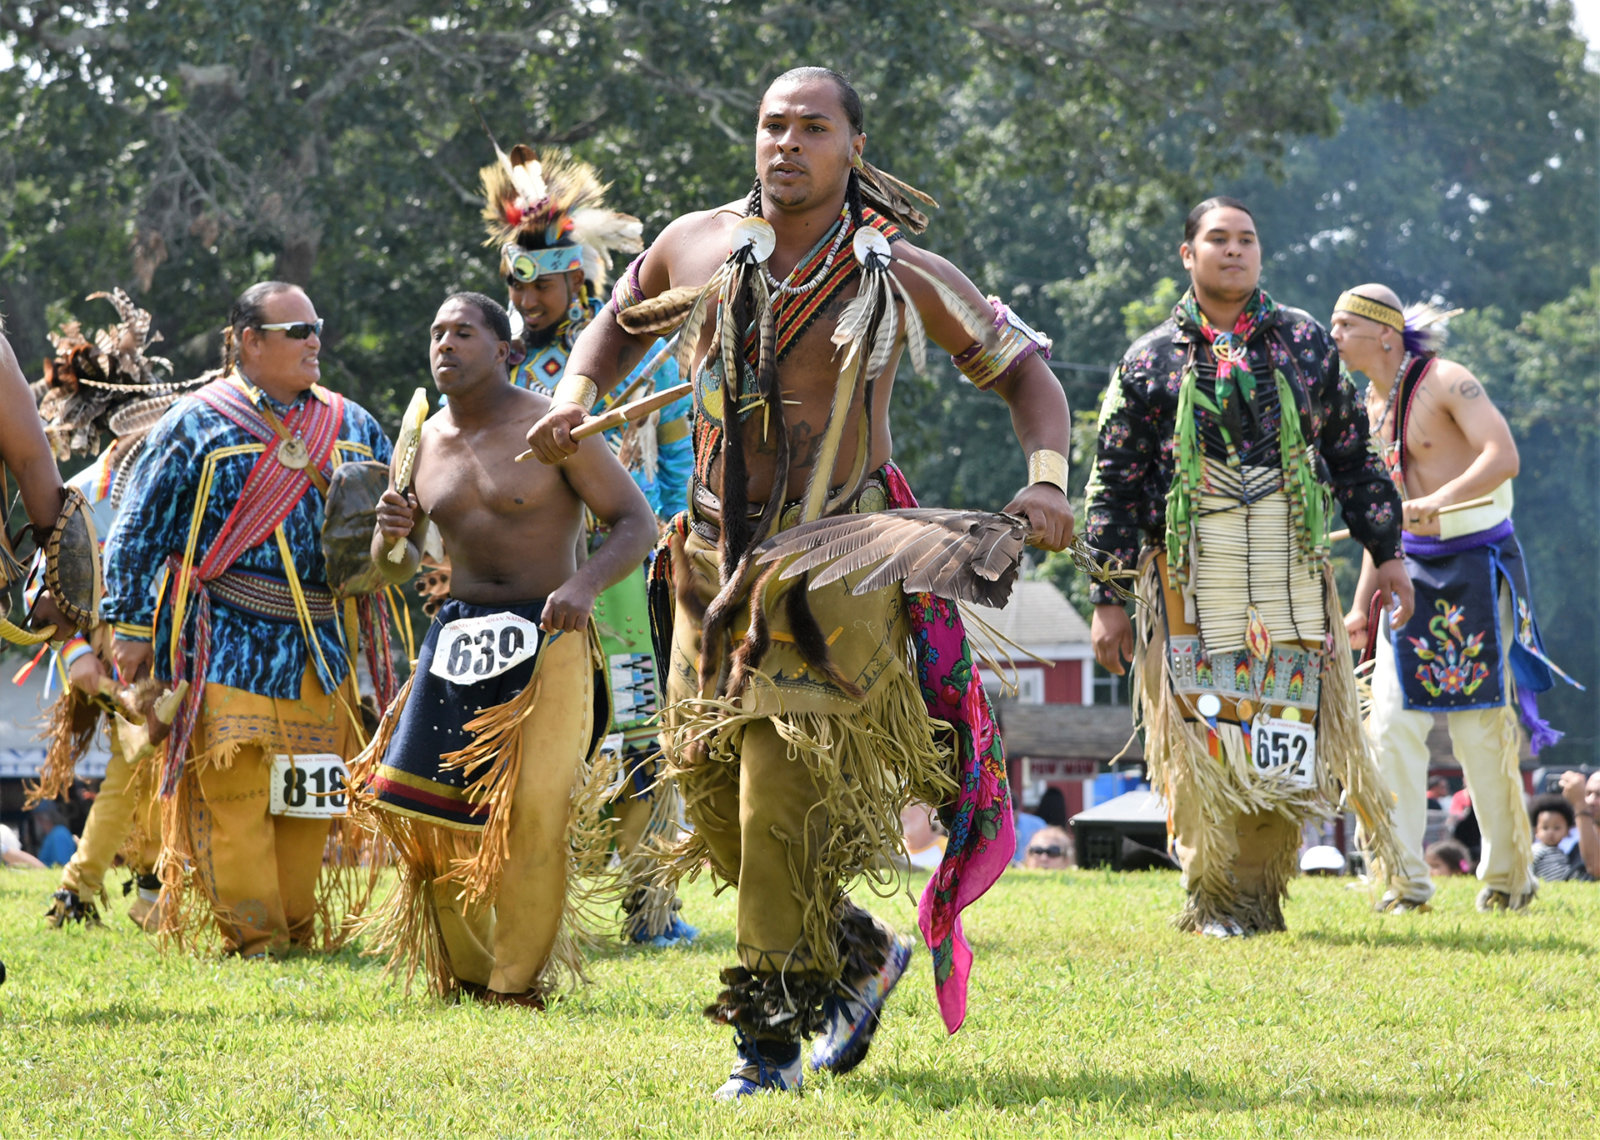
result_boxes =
[34,289,197,467]
[478,143,643,291]
[1401,301,1464,358]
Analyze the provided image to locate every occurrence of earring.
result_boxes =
[566,294,586,327]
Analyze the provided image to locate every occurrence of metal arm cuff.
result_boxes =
[553,373,599,411]
[1027,448,1070,497]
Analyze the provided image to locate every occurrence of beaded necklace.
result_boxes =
[761,204,851,296]
[1368,351,1411,490]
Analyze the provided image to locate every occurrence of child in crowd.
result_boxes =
[1529,794,1576,882]
[899,802,948,870]
[1424,839,1473,878]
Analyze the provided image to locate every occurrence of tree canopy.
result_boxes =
[3,0,1596,758]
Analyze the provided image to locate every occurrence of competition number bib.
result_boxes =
[1250,714,1317,789]
[269,754,349,818]
[430,613,543,684]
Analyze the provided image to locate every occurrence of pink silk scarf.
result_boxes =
[884,463,1017,1033]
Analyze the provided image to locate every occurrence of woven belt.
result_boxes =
[689,471,890,544]
[210,569,338,625]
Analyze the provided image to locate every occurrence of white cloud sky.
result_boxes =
[1574,0,1600,43]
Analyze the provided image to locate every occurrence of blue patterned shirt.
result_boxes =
[102,383,391,700]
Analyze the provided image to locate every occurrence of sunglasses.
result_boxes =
[256,319,325,340]
[1027,845,1067,859]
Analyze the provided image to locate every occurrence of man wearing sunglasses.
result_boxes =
[480,144,699,946]
[102,281,393,957]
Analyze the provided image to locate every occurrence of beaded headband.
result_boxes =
[1334,291,1405,333]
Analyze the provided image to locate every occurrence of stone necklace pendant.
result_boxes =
[277,436,311,470]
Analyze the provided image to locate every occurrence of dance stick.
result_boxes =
[515,381,693,462]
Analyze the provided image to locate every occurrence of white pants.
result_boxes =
[1365,588,1533,901]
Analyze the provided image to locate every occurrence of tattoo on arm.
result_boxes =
[1456,380,1483,399]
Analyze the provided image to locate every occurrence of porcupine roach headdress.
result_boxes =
[618,160,1000,700]
[478,144,643,293]
[1400,301,1463,358]
[1335,288,1463,360]
[33,289,206,507]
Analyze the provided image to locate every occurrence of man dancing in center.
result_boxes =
[361,293,656,1004]
[1084,197,1409,937]
[528,67,1073,1096]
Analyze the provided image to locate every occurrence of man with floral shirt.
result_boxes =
[1084,197,1410,936]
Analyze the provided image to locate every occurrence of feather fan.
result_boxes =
[755,509,1029,608]
[755,513,1143,610]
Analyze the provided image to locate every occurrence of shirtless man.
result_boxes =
[1333,283,1577,914]
[363,292,655,1005]
[528,67,1073,1096]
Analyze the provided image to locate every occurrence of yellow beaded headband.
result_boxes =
[1334,291,1405,333]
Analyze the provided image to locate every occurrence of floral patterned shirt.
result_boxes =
[1083,295,1402,606]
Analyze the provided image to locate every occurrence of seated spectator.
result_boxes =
[1558,770,1600,881]
[1012,804,1047,867]
[1037,787,1069,829]
[899,802,947,870]
[1424,838,1473,878]
[1426,776,1451,811]
[32,805,78,868]
[1022,825,1073,870]
[2,823,47,870]
[1529,794,1575,882]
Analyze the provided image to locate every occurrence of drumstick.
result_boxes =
[1327,495,1497,544]
[515,381,693,462]
[1435,495,1495,515]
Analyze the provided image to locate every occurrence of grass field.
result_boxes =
[2,865,1596,1136]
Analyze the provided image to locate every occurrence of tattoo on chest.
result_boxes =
[788,419,820,467]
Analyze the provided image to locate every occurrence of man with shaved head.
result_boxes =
[1332,284,1579,915]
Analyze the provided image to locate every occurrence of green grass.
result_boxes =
[2,866,1596,1136]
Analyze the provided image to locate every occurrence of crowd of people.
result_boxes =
[1,67,1592,1100]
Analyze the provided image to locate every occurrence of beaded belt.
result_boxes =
[209,569,338,625]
